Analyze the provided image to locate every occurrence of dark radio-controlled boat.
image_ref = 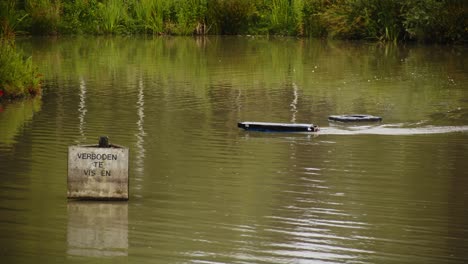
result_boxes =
[238,122,319,132]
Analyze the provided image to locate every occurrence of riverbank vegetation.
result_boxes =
[0,1,42,100]
[1,0,466,43]
[0,36,42,100]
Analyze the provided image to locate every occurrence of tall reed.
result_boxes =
[269,0,292,34]
[173,0,208,35]
[99,0,126,34]
[134,0,169,34]
[293,0,305,35]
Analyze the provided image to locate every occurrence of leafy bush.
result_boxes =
[0,37,42,99]
[60,0,101,34]
[319,0,403,41]
[26,0,61,35]
[402,0,467,42]
[302,0,328,37]
[207,0,258,35]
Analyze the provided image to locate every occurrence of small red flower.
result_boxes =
[0,90,3,97]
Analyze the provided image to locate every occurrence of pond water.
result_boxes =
[1,36,467,263]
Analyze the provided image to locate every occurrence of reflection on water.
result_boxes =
[67,202,128,257]
[0,97,41,146]
[77,77,87,144]
[290,83,299,123]
[135,77,146,173]
[134,77,146,197]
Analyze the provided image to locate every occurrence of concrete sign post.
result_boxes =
[68,137,129,200]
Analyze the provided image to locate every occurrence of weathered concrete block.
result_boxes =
[68,144,129,200]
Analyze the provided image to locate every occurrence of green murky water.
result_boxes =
[1,36,467,263]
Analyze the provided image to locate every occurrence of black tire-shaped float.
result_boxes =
[328,114,382,122]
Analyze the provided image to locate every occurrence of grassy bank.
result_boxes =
[0,0,42,100]
[1,0,466,43]
[0,37,42,100]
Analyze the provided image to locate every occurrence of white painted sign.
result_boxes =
[68,145,129,200]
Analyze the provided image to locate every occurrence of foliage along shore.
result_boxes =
[0,36,42,101]
[1,0,467,43]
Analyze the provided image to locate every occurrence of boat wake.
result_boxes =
[319,124,468,135]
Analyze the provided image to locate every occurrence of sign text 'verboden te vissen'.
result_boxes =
[77,153,118,161]
[68,145,129,200]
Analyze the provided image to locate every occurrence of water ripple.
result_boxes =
[320,124,468,135]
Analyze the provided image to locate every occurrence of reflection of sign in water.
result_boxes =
[68,145,129,200]
[67,202,128,257]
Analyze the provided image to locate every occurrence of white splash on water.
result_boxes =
[319,123,468,135]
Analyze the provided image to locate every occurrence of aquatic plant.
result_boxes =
[269,0,294,34]
[98,0,126,34]
[133,0,168,34]
[173,0,208,35]
[265,0,305,35]
[0,37,42,99]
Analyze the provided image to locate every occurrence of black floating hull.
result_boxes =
[238,122,319,132]
[328,114,382,122]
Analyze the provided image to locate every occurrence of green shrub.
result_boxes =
[402,0,467,43]
[319,0,403,42]
[0,37,42,99]
[207,0,258,35]
[0,0,29,36]
[26,0,61,35]
[302,0,328,37]
[60,0,100,34]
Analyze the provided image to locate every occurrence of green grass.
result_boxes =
[0,37,42,100]
[1,0,466,42]
[98,0,126,34]
[134,0,166,34]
